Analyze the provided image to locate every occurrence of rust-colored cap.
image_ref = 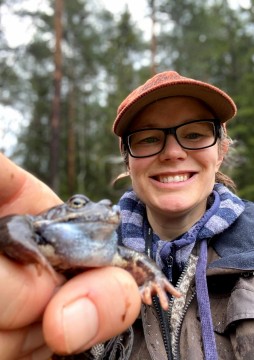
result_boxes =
[113,71,237,136]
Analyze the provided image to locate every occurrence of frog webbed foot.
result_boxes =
[139,273,179,310]
[113,247,181,310]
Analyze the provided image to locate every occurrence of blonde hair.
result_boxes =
[216,126,236,192]
[215,171,236,192]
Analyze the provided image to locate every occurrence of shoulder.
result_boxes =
[238,199,254,222]
[209,200,254,270]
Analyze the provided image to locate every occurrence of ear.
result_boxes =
[216,139,229,171]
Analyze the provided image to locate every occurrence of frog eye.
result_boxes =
[68,195,90,208]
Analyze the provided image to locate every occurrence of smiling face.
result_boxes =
[126,97,227,239]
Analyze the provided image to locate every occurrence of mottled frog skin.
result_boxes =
[0,194,179,358]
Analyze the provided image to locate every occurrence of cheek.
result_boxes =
[128,158,146,176]
[128,159,148,189]
[199,146,224,172]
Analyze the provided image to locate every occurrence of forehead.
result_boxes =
[127,96,215,131]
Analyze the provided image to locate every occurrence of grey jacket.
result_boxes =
[129,200,254,360]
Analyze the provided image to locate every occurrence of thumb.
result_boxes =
[43,267,141,355]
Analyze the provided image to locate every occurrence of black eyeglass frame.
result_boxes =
[122,119,222,159]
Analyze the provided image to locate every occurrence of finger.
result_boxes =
[164,279,182,298]
[43,267,141,355]
[0,322,53,360]
[19,345,53,360]
[0,255,64,329]
[0,153,62,216]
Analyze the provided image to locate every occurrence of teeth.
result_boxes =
[159,174,188,183]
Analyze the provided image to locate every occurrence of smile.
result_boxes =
[157,174,189,183]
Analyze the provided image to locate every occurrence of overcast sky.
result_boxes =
[2,0,251,47]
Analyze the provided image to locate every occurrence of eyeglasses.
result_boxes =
[123,119,221,158]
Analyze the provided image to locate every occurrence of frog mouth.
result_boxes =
[83,206,121,225]
[71,209,121,225]
[103,212,121,225]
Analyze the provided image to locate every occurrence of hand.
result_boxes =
[0,153,63,359]
[0,256,140,359]
[0,153,62,216]
[43,267,141,355]
[0,254,61,359]
[0,154,141,359]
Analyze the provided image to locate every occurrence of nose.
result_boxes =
[158,134,187,160]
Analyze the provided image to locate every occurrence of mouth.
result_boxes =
[153,173,192,184]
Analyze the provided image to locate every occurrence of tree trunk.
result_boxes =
[150,0,157,76]
[49,0,63,192]
[67,83,76,195]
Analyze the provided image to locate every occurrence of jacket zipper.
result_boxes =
[170,291,196,360]
[152,295,173,360]
[146,227,195,360]
[153,257,195,360]
[167,259,191,360]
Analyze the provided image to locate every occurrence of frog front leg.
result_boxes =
[0,214,57,279]
[112,246,181,310]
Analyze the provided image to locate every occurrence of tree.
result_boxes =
[0,0,27,155]
[152,0,254,199]
[3,0,254,201]
[50,0,63,192]
[13,0,148,201]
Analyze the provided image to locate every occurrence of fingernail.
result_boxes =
[62,297,99,353]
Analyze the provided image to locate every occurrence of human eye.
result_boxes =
[131,130,162,146]
[184,131,204,140]
[140,135,159,144]
[179,122,214,141]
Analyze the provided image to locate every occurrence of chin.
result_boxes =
[155,198,189,214]
[155,195,204,215]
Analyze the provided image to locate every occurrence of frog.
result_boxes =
[0,193,180,310]
[0,194,182,358]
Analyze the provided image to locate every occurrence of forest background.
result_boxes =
[1,0,254,203]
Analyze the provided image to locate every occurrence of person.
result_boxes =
[0,153,141,359]
[1,70,254,360]
[108,70,254,359]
